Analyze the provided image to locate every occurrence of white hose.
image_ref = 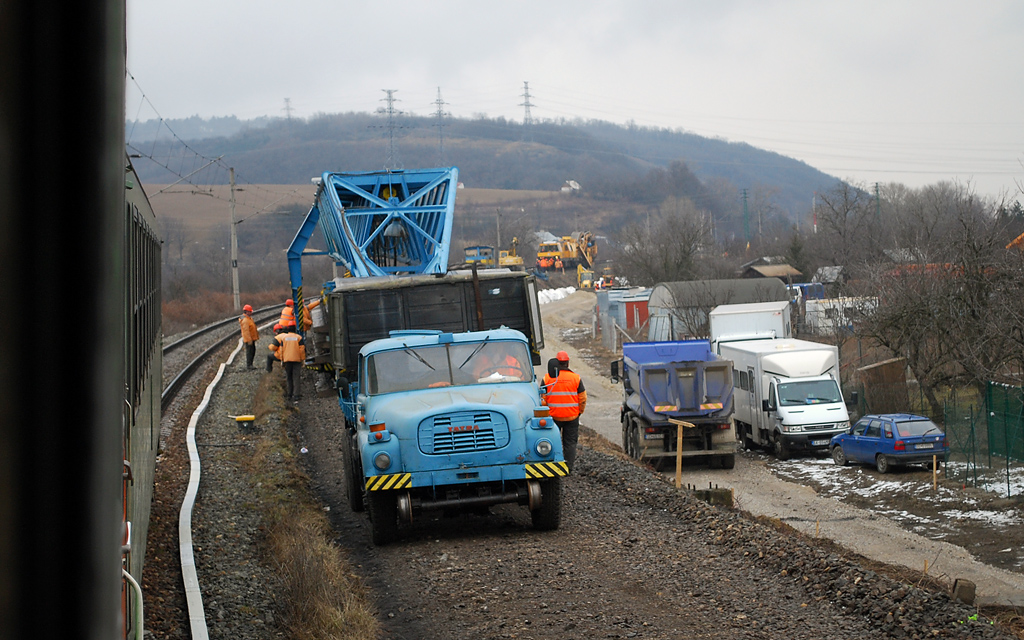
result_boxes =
[178,339,243,640]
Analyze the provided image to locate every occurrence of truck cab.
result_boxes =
[760,373,849,458]
[340,327,567,544]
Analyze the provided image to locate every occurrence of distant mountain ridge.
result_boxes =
[127,112,840,217]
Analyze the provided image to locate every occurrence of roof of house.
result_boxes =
[743,264,802,279]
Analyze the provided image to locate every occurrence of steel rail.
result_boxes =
[162,304,283,355]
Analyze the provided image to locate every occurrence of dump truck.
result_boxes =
[340,327,567,544]
[611,340,738,469]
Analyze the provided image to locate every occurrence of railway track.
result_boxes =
[161,305,282,411]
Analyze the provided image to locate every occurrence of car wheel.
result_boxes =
[876,454,890,474]
[773,434,790,461]
[831,446,848,467]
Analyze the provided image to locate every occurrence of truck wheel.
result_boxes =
[531,477,562,531]
[875,454,890,474]
[367,490,398,545]
[621,413,632,454]
[720,454,736,469]
[831,446,848,467]
[343,437,365,512]
[773,435,790,461]
[740,424,756,451]
[629,418,643,460]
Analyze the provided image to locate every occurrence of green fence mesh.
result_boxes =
[940,382,1024,497]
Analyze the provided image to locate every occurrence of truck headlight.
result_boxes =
[836,421,850,431]
[535,439,553,457]
[782,424,803,433]
[373,452,392,471]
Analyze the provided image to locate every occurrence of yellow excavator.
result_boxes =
[498,237,525,271]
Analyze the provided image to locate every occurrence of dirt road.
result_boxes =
[541,289,1024,606]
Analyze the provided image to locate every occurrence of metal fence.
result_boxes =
[940,382,1024,497]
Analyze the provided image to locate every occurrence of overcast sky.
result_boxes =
[126,0,1024,202]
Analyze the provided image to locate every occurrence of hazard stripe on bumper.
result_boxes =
[365,473,412,491]
[525,461,569,478]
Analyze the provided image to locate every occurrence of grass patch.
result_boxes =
[241,378,380,640]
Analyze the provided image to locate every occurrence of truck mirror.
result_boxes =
[610,361,619,384]
[761,399,770,412]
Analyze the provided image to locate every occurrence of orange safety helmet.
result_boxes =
[243,304,253,313]
[273,323,282,332]
[556,351,569,362]
[285,299,294,307]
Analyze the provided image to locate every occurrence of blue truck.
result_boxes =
[285,166,567,543]
[611,340,738,469]
[340,327,568,544]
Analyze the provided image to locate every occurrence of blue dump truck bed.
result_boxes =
[615,340,738,468]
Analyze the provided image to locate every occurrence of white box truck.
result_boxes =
[718,338,853,460]
[709,301,792,352]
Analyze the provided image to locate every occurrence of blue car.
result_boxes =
[829,413,947,473]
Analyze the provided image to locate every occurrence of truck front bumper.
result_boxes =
[365,460,568,493]
[780,430,844,452]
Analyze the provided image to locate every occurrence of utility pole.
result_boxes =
[742,188,750,242]
[496,208,502,252]
[433,87,449,165]
[874,182,881,221]
[519,81,534,142]
[229,167,240,311]
[377,89,403,170]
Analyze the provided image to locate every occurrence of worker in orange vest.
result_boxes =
[554,258,563,273]
[238,304,259,369]
[269,324,306,403]
[279,299,296,328]
[542,350,586,471]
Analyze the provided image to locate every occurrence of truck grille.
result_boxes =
[419,411,510,454]
[805,423,839,432]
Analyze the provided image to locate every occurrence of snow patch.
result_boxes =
[538,287,575,304]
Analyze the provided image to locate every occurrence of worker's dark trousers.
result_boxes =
[266,354,277,372]
[283,361,301,401]
[555,416,580,471]
[244,342,256,368]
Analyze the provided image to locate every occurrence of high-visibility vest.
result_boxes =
[542,370,582,420]
[280,306,296,327]
[270,332,305,362]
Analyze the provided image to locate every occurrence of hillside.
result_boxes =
[128,113,841,220]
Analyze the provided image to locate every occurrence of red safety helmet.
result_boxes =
[285,299,294,307]
[273,323,282,331]
[556,351,569,362]
[243,304,253,313]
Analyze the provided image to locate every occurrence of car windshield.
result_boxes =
[777,379,842,406]
[896,419,942,437]
[366,340,533,394]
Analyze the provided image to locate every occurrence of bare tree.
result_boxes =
[615,196,712,286]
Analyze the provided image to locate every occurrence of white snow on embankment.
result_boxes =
[538,287,575,304]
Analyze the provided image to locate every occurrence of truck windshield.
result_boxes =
[366,340,533,394]
[777,379,842,406]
